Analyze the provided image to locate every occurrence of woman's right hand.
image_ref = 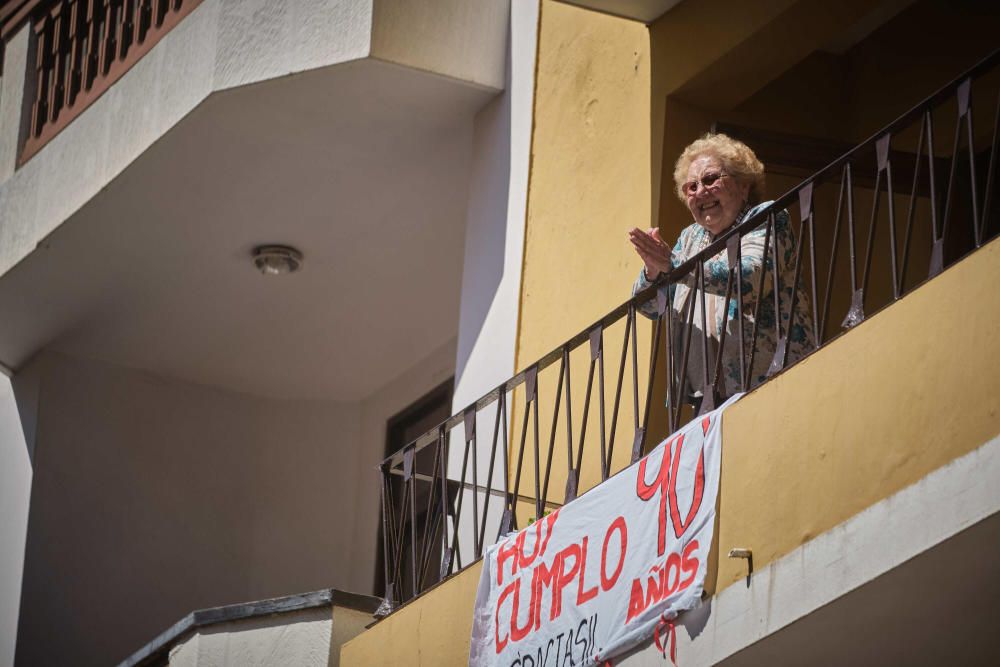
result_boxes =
[628,227,672,280]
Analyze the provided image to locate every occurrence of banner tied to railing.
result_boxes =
[469,394,742,666]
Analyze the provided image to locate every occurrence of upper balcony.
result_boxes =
[0,0,507,396]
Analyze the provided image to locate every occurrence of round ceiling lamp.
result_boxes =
[252,245,303,275]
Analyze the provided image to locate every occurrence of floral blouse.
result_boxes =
[632,201,815,398]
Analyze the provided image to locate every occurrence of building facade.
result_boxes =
[0,0,998,665]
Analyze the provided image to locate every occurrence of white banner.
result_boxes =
[469,396,740,666]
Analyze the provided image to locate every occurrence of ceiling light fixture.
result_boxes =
[252,245,303,275]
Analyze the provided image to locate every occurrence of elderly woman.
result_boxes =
[629,133,814,401]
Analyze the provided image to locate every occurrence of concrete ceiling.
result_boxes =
[0,59,496,400]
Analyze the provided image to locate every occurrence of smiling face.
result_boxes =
[683,154,750,236]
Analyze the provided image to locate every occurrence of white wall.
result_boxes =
[452,0,537,412]
[448,0,539,560]
[168,607,333,667]
[0,372,32,667]
[5,348,427,666]
[12,340,456,667]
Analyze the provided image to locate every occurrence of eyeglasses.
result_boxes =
[682,171,728,196]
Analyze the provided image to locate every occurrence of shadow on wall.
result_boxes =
[453,25,513,389]
[0,366,38,667]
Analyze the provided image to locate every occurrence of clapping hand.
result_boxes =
[628,227,672,281]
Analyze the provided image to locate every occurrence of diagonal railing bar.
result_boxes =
[900,113,928,290]
[531,363,542,522]
[561,347,575,502]
[497,390,513,539]
[540,351,566,508]
[376,48,1000,613]
[604,308,632,478]
[509,366,535,532]
[767,211,787,377]
[697,262,713,408]
[635,297,664,462]
[669,280,696,438]
[980,90,1000,245]
[571,329,602,494]
[709,252,737,404]
[801,182,821,348]
[476,387,505,555]
[663,286,678,434]
[745,213,774,386]
[595,326,609,483]
[415,438,446,590]
[437,428,455,581]
[820,165,847,339]
[465,408,480,558]
[779,218,806,370]
[731,234,747,388]
[881,134,901,301]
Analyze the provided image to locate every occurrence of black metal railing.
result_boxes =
[377,48,1000,613]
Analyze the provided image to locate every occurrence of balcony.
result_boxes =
[347,47,1000,663]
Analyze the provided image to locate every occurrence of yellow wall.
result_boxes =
[340,562,482,665]
[518,0,651,355]
[710,236,1000,588]
[509,0,653,516]
[343,235,1000,667]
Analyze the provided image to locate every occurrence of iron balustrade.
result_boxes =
[377,48,1000,614]
[17,0,203,164]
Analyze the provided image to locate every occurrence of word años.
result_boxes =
[626,540,700,622]
[507,615,598,667]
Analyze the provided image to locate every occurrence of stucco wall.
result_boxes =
[168,607,333,667]
[340,561,483,666]
[507,0,652,515]
[13,340,455,667]
[14,352,359,666]
[518,0,651,357]
[713,236,1000,590]
[371,0,508,91]
[0,374,31,667]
